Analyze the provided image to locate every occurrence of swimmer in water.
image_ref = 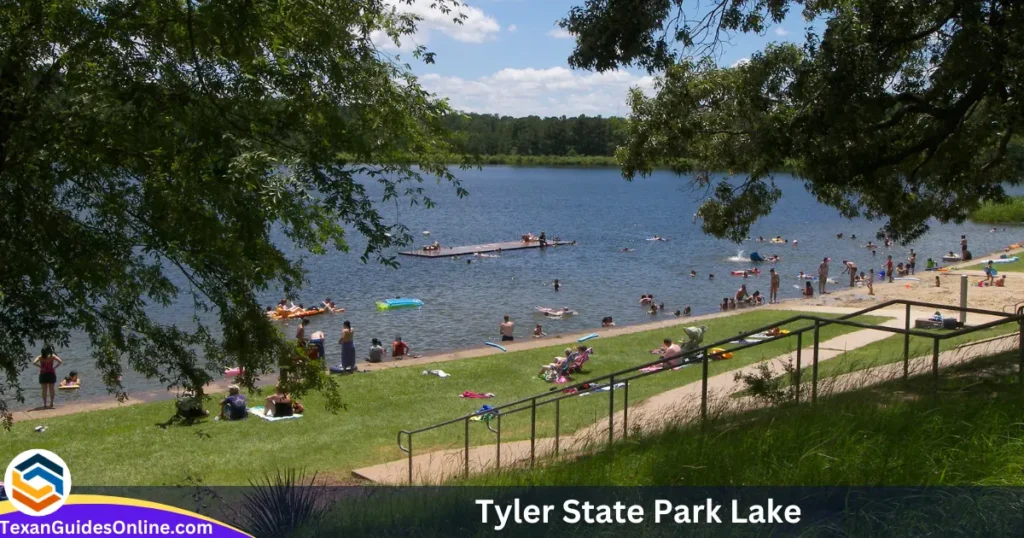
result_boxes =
[622,248,634,252]
[836,232,844,239]
[690,270,697,278]
[709,273,715,280]
[792,239,798,246]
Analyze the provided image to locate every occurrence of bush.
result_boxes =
[969,197,1024,224]
[733,360,798,407]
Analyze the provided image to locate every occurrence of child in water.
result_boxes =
[60,371,80,388]
[803,282,814,297]
[533,324,547,338]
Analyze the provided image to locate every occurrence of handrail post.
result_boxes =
[464,417,470,478]
[623,380,629,440]
[932,338,940,393]
[530,398,537,468]
[608,375,615,447]
[496,415,502,470]
[408,433,413,485]
[554,399,560,457]
[812,321,820,403]
[1018,313,1024,386]
[903,303,911,381]
[701,348,709,425]
[795,332,802,404]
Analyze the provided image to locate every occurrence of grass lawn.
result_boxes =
[972,257,1024,272]
[775,321,1021,387]
[3,310,887,485]
[457,349,1024,487]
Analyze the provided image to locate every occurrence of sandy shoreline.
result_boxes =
[12,245,1022,422]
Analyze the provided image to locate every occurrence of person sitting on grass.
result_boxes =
[60,371,80,388]
[264,385,293,417]
[219,385,247,421]
[658,338,684,367]
[392,336,409,359]
[538,348,574,379]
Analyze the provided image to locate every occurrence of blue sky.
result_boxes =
[379,0,813,117]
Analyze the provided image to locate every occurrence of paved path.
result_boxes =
[352,307,1013,484]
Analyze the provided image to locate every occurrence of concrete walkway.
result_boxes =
[352,307,1015,484]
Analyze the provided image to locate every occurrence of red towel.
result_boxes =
[459,391,494,399]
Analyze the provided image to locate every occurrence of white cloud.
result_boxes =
[547,27,573,39]
[372,0,500,51]
[419,66,657,116]
[507,24,517,33]
[774,27,789,37]
[731,57,750,68]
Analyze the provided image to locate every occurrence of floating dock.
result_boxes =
[399,240,575,258]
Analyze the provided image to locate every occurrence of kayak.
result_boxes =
[376,298,425,310]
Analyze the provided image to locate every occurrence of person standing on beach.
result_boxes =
[885,255,894,283]
[818,257,830,294]
[339,321,355,371]
[867,268,875,295]
[842,260,857,288]
[960,235,968,260]
[908,249,916,275]
[34,345,63,409]
[500,315,515,342]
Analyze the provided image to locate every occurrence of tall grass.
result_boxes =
[970,196,1024,224]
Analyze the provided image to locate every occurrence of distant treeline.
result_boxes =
[443,113,626,162]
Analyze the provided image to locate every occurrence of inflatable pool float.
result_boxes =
[376,298,424,310]
[936,267,950,272]
[770,239,785,244]
[484,342,507,352]
[1010,243,1021,249]
[578,333,599,343]
[709,347,734,360]
[224,367,243,376]
[269,308,328,320]
[942,254,961,262]
[58,384,80,390]
[991,257,1019,264]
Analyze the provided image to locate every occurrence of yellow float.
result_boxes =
[710,347,734,360]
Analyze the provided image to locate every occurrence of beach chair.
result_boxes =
[566,348,592,374]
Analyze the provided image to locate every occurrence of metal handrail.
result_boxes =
[395,299,1024,484]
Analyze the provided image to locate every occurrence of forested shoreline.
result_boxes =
[443,112,626,161]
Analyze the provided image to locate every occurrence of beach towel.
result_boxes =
[459,391,494,399]
[580,382,626,396]
[422,369,451,378]
[639,365,664,373]
[248,406,303,422]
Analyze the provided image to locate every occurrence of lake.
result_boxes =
[18,167,1023,407]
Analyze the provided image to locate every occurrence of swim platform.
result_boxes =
[399,240,575,258]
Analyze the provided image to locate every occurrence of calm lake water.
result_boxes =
[19,167,1024,407]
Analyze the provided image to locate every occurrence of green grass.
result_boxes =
[972,257,1024,272]
[457,349,1024,487]
[969,196,1024,224]
[4,310,886,485]
[775,322,1021,387]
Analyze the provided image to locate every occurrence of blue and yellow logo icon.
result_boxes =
[3,449,71,516]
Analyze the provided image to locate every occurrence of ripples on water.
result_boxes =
[18,168,1024,405]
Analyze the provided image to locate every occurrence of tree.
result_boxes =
[0,0,470,426]
[562,0,1024,242]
